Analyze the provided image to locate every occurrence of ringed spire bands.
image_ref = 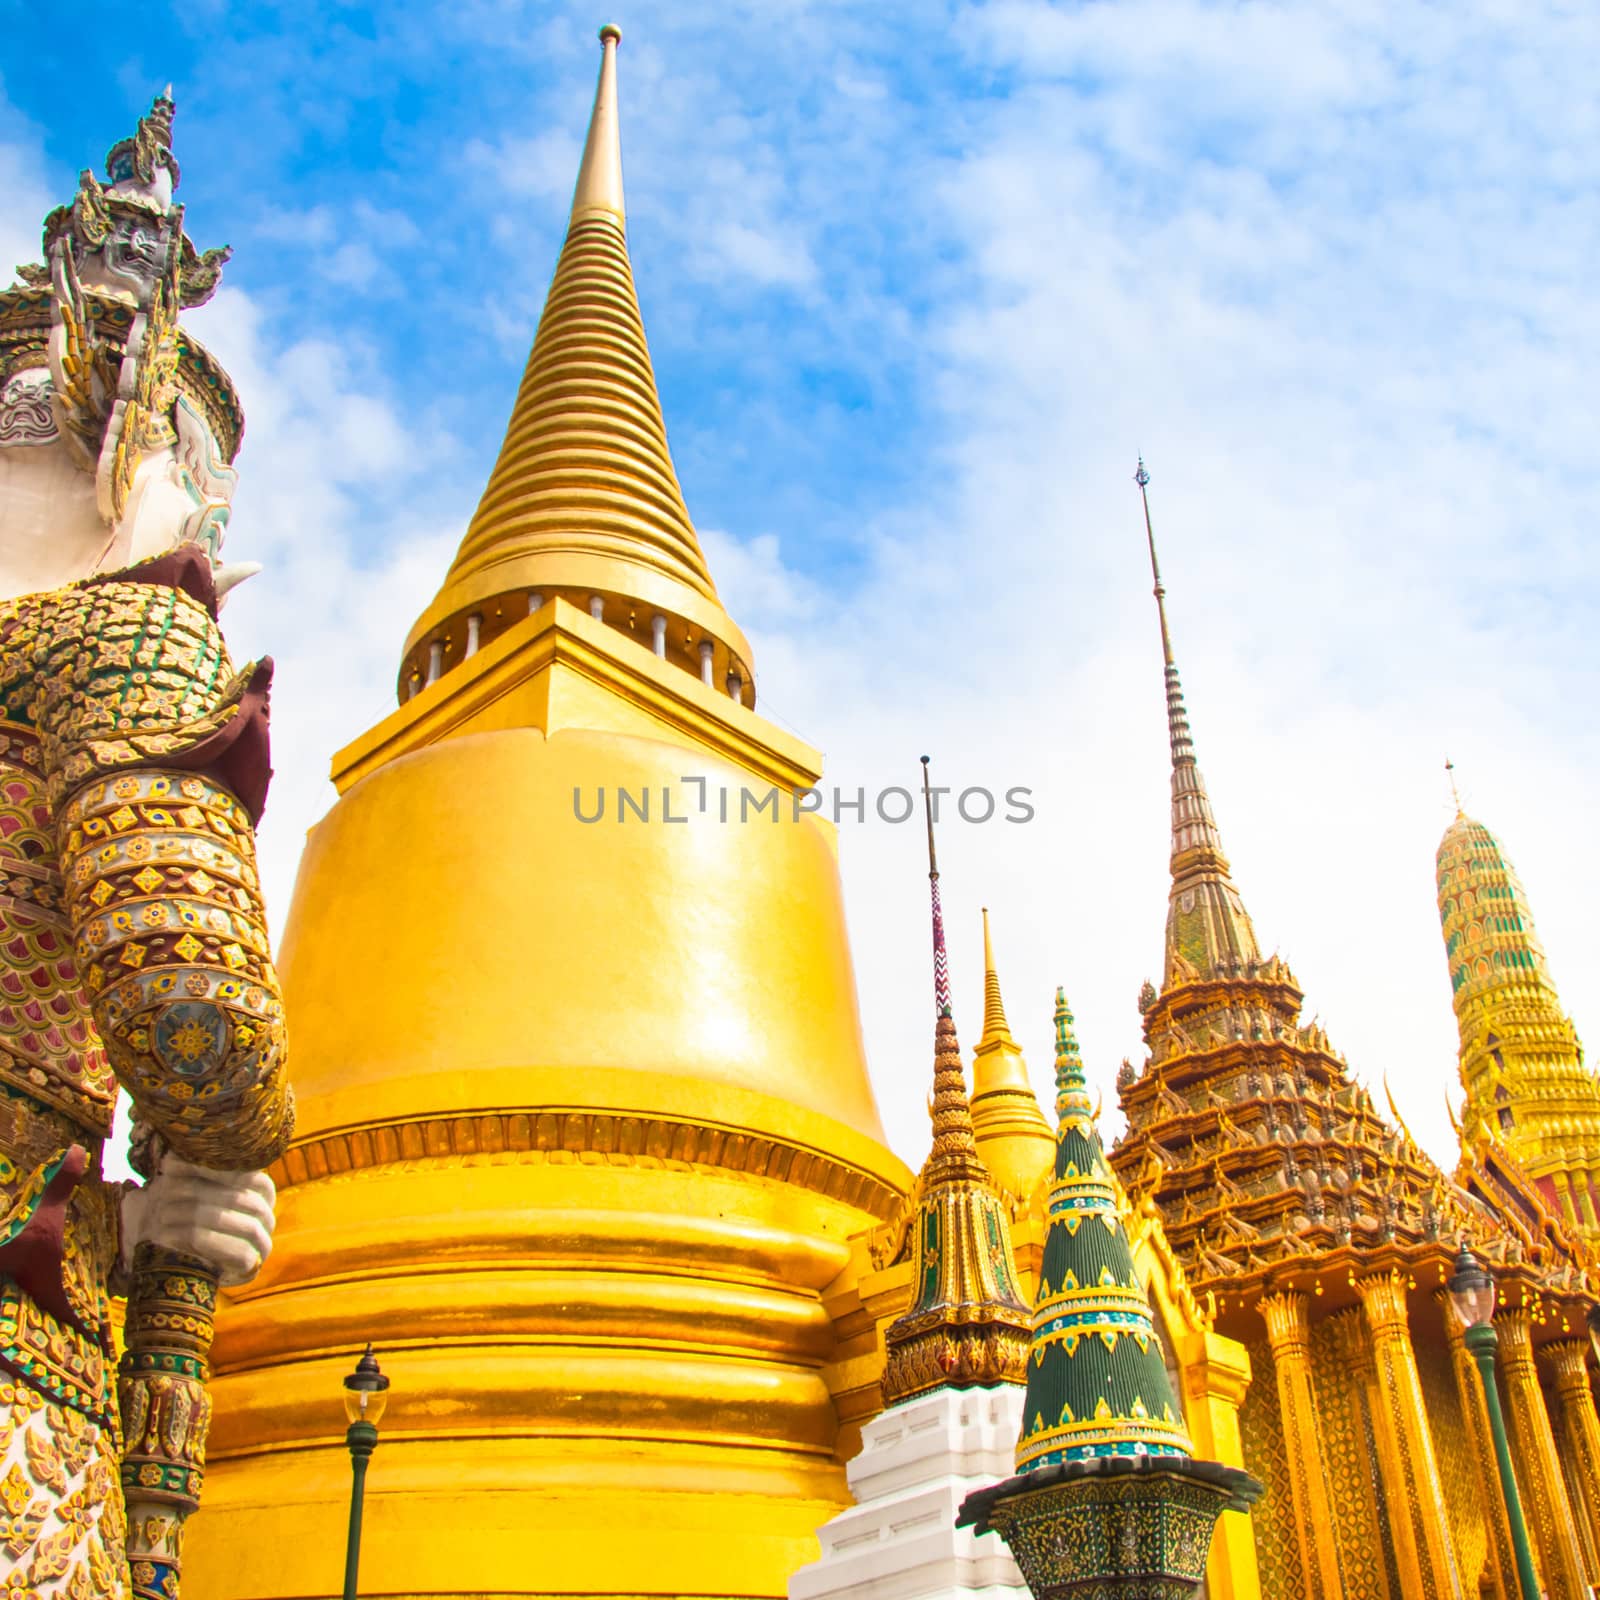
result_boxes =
[400,25,754,706]
[970,907,1054,1204]
[1136,460,1261,989]
[880,760,1032,1406]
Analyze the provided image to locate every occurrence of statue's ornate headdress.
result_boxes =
[2,90,243,540]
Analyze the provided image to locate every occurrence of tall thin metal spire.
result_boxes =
[1134,458,1261,988]
[882,759,1032,1405]
[921,755,951,1018]
[1445,757,1463,818]
[1136,456,1176,669]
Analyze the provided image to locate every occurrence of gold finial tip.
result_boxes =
[599,23,622,44]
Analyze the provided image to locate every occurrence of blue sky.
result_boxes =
[4,0,1598,1174]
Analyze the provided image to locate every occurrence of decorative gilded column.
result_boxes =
[1260,1291,1345,1600]
[1325,1308,1398,1600]
[1175,1327,1263,1600]
[1540,1339,1600,1584]
[1438,1292,1517,1600]
[1355,1271,1464,1600]
[1496,1309,1589,1600]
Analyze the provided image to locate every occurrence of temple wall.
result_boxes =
[1236,1309,1501,1600]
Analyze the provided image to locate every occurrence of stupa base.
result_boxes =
[957,1456,1262,1600]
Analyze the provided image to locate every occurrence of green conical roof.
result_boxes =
[1014,990,1191,1470]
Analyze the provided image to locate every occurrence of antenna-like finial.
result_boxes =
[1445,757,1463,817]
[921,757,950,1016]
[572,22,626,222]
[1135,455,1175,668]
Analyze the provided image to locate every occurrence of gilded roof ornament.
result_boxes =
[880,760,1032,1406]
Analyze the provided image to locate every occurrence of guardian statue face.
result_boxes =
[0,88,244,603]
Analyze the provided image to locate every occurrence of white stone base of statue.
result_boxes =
[788,1384,1029,1600]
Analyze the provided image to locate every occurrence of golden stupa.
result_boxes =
[155,33,1600,1600]
[186,29,911,1599]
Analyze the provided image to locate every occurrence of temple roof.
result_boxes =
[400,26,753,704]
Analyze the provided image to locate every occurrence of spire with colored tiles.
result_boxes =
[1015,989,1191,1468]
[881,760,1032,1406]
[1437,803,1600,1236]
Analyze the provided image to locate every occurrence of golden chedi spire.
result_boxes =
[1136,459,1260,991]
[399,24,754,706]
[1436,788,1600,1237]
[189,32,909,1600]
[969,907,1054,1203]
[881,761,1032,1405]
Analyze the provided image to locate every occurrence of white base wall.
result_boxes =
[788,1385,1029,1600]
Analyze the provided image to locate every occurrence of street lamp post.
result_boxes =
[1448,1246,1539,1600]
[341,1344,391,1600]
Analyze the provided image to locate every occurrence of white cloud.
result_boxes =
[693,0,1600,1177]
[6,6,1600,1202]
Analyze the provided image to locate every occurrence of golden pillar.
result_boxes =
[1541,1338,1600,1582]
[1325,1308,1397,1600]
[1438,1293,1517,1600]
[1355,1271,1463,1600]
[1496,1309,1589,1600]
[1175,1327,1262,1600]
[1260,1291,1345,1600]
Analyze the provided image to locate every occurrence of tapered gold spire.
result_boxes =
[572,26,624,222]
[978,907,1011,1047]
[1136,459,1260,989]
[400,25,753,705]
[970,908,1053,1201]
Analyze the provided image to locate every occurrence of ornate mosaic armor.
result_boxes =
[0,547,291,1595]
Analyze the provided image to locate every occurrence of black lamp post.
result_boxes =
[1448,1246,1539,1600]
[341,1344,390,1600]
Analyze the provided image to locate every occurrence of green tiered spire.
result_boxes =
[1015,990,1191,1468]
